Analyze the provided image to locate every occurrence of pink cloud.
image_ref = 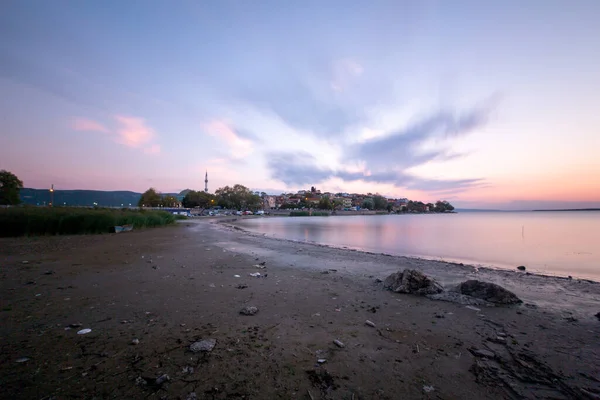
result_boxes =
[70,115,161,155]
[204,120,253,159]
[144,144,161,155]
[114,116,155,148]
[71,118,109,133]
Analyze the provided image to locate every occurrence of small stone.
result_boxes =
[190,338,216,352]
[321,270,330,274]
[488,336,506,344]
[155,374,170,385]
[185,393,198,400]
[423,385,435,393]
[16,357,30,363]
[469,348,496,358]
[517,265,526,271]
[236,284,248,289]
[595,312,600,320]
[375,278,383,283]
[68,323,82,328]
[44,270,55,275]
[333,339,345,348]
[22,261,29,264]
[77,328,92,335]
[317,359,326,364]
[365,320,376,327]
[240,306,259,316]
[131,338,140,345]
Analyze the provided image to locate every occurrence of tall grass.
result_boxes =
[0,207,176,237]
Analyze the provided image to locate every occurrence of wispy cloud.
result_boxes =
[143,144,161,155]
[264,99,496,194]
[71,115,161,154]
[204,120,253,159]
[114,116,156,148]
[71,118,109,133]
[330,58,364,92]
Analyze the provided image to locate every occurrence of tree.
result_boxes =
[138,188,162,207]
[162,195,180,207]
[372,195,387,210]
[182,191,215,208]
[318,196,332,210]
[0,170,23,205]
[434,200,455,212]
[386,203,393,213]
[362,198,374,210]
[215,184,262,210]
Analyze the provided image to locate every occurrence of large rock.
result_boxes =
[383,269,443,295]
[457,280,522,304]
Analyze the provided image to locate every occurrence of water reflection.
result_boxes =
[237,213,600,279]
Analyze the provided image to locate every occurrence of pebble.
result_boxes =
[77,328,92,335]
[423,385,435,393]
[16,357,30,363]
[365,320,376,327]
[240,306,259,316]
[131,338,140,345]
[236,284,248,289]
[333,339,345,348]
[190,339,216,352]
[155,374,170,385]
[317,359,327,364]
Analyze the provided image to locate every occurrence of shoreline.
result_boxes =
[217,217,597,282]
[213,218,600,318]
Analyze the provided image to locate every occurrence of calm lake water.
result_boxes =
[236,212,600,280]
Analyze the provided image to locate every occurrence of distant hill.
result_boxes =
[20,188,142,207]
[19,188,189,207]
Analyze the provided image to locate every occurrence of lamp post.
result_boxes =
[49,184,54,207]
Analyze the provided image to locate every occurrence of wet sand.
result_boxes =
[1,219,599,399]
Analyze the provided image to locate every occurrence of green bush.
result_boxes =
[0,207,177,237]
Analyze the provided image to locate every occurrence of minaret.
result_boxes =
[204,170,208,193]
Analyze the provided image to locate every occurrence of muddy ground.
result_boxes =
[1,219,599,399]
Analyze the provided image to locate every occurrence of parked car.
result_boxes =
[255,210,265,215]
[243,210,253,215]
[235,211,243,216]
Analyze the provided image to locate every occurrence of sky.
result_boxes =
[1,0,599,210]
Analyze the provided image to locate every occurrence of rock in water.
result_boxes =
[457,280,522,304]
[383,269,443,295]
[517,265,526,271]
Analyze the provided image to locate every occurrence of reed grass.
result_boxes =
[0,207,177,237]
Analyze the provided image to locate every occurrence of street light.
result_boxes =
[49,184,54,207]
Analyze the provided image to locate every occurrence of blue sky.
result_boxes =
[1,0,599,209]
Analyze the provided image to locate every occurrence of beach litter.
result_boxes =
[333,339,345,348]
[240,306,259,316]
[77,328,92,335]
[365,320,376,327]
[190,338,217,353]
[253,264,266,269]
[249,272,262,277]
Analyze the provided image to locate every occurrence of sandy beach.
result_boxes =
[1,218,599,399]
